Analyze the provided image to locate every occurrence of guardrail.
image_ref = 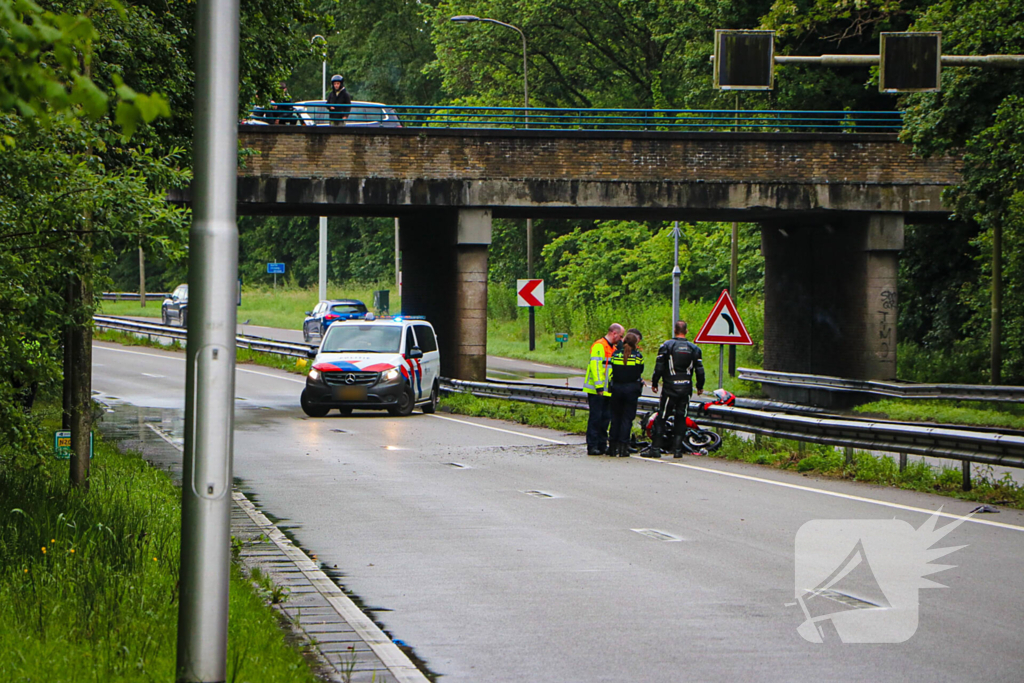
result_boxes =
[738,367,1024,403]
[441,379,1024,486]
[246,104,904,134]
[93,316,1021,486]
[93,316,314,359]
[100,292,170,301]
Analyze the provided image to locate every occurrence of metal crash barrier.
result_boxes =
[738,367,1024,403]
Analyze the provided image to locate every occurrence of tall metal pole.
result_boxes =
[177,0,239,679]
[312,34,329,302]
[139,244,146,308]
[527,217,535,350]
[394,217,400,295]
[318,217,327,300]
[728,221,738,376]
[671,221,681,333]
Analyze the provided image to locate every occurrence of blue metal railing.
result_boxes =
[244,103,903,133]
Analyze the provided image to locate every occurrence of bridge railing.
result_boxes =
[244,104,903,133]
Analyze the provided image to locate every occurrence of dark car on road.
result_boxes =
[162,284,188,327]
[303,299,368,342]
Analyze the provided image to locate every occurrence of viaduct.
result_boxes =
[208,126,960,393]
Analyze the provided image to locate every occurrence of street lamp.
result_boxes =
[311,34,328,301]
[449,15,528,111]
[450,14,539,348]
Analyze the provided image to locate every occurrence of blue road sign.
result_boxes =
[267,262,285,274]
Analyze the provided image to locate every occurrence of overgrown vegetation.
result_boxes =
[0,405,321,682]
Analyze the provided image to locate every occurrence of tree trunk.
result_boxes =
[69,273,92,489]
[62,279,74,430]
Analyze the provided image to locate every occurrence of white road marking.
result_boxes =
[94,344,185,361]
[639,456,1024,533]
[145,422,428,682]
[141,373,165,378]
[95,344,305,384]
[236,367,306,384]
[428,414,570,445]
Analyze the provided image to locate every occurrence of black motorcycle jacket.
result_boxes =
[652,338,705,397]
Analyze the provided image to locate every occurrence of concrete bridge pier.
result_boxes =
[761,214,904,406]
[399,209,490,380]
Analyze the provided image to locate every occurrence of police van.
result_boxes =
[300,316,440,417]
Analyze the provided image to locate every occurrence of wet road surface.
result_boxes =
[93,341,1024,682]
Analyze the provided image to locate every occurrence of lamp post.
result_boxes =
[311,34,329,301]
[450,14,538,348]
[671,222,681,334]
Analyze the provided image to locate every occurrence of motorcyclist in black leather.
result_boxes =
[646,320,705,458]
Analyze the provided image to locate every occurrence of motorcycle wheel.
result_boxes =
[684,430,722,453]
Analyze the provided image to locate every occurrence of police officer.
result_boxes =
[608,332,644,457]
[326,74,352,125]
[583,323,624,455]
[645,320,705,458]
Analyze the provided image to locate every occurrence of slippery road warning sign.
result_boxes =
[694,289,752,345]
[517,279,545,307]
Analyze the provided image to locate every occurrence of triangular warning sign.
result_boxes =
[694,289,752,345]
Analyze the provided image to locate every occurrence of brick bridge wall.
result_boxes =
[233,127,961,219]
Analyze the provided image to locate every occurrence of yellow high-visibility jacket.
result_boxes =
[583,337,615,396]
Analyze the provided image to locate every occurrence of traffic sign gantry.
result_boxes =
[694,289,752,345]
[517,279,544,307]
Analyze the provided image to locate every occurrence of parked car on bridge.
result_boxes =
[243,100,402,128]
[301,316,440,417]
[303,299,369,342]
[161,284,188,327]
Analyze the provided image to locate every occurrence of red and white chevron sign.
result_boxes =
[517,279,544,307]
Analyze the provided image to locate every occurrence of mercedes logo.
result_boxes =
[345,374,356,385]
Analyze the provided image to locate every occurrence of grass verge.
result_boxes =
[0,405,322,681]
[100,282,399,330]
[439,393,1024,509]
[854,398,1024,430]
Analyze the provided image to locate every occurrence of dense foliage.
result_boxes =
[6,0,1023,438]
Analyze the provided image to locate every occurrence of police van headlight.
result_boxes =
[384,368,400,382]
[308,368,320,381]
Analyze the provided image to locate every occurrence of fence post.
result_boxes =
[962,461,972,491]
[899,452,907,473]
[844,446,853,466]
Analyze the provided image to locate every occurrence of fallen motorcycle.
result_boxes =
[640,388,735,455]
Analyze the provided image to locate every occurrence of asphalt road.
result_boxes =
[92,341,1024,682]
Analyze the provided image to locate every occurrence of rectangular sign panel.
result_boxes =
[517,279,545,307]
[267,262,285,274]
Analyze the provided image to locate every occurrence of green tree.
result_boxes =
[900,0,1024,383]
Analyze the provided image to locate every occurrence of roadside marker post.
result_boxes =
[517,279,544,351]
[177,0,240,680]
[694,289,752,388]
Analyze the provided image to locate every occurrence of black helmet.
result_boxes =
[331,74,344,84]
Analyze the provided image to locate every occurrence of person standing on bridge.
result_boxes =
[326,74,352,125]
[645,321,704,459]
[608,332,644,457]
[584,323,624,455]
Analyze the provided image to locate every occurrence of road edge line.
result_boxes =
[143,423,430,682]
[231,493,431,683]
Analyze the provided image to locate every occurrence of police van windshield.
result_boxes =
[322,325,401,353]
